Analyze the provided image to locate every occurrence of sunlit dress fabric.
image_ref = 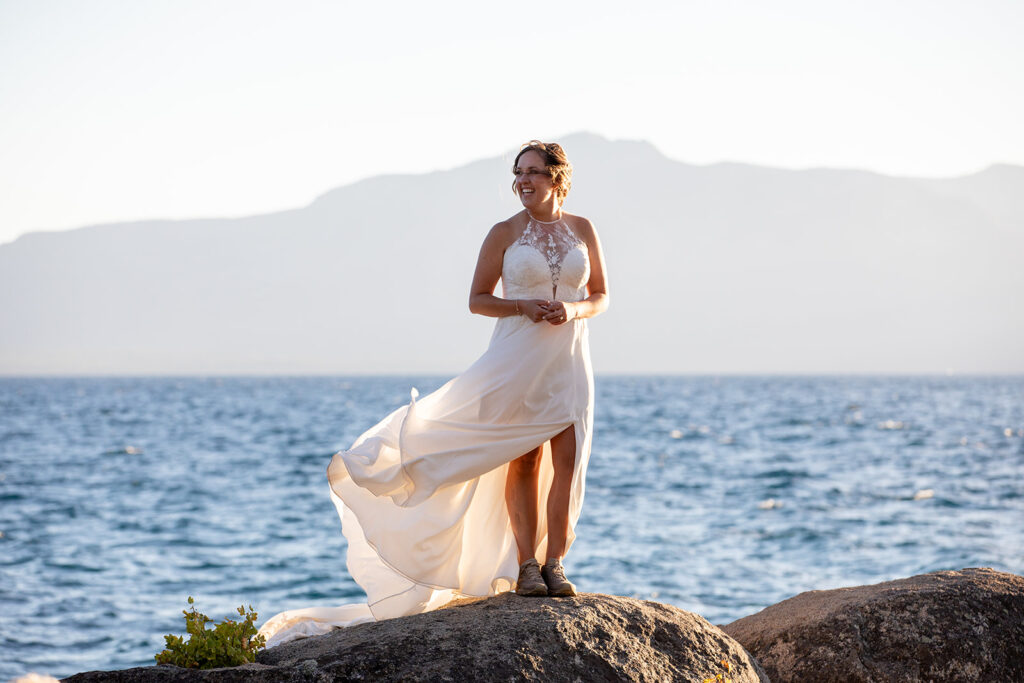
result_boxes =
[258,218,594,647]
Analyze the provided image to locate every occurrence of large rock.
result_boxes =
[723,567,1024,682]
[65,593,767,682]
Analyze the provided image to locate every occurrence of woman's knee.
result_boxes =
[509,447,542,474]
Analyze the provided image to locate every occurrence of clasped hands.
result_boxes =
[518,299,575,325]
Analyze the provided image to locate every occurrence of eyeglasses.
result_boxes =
[513,168,551,178]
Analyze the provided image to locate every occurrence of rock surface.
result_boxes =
[64,593,767,682]
[723,567,1024,683]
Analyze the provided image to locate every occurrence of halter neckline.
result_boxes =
[526,212,563,225]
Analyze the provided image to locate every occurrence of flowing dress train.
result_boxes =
[258,217,594,647]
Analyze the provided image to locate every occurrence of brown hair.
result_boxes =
[512,140,573,203]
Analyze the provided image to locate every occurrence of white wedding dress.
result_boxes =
[258,217,595,647]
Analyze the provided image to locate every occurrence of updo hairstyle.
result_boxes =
[512,140,573,203]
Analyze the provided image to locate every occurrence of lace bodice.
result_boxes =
[502,217,590,302]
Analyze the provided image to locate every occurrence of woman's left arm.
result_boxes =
[544,218,609,325]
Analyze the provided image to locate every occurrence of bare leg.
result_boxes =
[545,425,576,561]
[505,445,542,564]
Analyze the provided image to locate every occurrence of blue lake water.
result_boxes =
[1,375,1022,679]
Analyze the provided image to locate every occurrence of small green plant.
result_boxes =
[155,596,266,669]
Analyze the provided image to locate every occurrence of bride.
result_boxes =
[259,140,609,647]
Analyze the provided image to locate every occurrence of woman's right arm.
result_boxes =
[468,222,548,321]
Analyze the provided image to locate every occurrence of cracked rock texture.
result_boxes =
[723,567,1024,683]
[64,593,766,682]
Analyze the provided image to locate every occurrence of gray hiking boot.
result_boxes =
[515,559,548,597]
[541,559,577,597]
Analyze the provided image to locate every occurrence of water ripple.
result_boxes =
[0,375,1022,679]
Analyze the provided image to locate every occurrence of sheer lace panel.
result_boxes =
[516,218,585,298]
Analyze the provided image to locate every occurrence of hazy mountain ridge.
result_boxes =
[2,133,1021,374]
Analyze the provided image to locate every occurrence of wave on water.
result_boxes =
[0,375,1022,679]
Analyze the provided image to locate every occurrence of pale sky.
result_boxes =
[2,0,1021,245]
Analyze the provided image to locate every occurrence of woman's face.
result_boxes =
[514,150,559,210]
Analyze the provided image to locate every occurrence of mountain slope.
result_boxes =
[2,133,1021,374]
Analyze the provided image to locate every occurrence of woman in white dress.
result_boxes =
[258,140,609,647]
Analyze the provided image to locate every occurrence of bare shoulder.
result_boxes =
[494,210,533,241]
[481,217,519,252]
[562,212,599,244]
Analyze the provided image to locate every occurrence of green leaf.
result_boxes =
[154,597,265,668]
